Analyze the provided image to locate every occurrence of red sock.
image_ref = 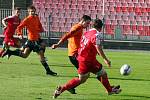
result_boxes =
[62,78,80,92]
[98,76,112,92]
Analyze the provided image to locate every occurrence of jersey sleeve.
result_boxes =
[5,16,14,22]
[16,18,28,36]
[91,33,103,46]
[60,25,82,43]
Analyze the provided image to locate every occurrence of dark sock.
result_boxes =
[41,60,51,72]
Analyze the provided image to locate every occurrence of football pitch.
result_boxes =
[0,49,150,100]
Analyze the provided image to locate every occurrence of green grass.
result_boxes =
[0,49,150,100]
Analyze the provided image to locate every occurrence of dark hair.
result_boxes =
[15,7,21,10]
[93,19,103,29]
[81,15,91,21]
[27,5,36,10]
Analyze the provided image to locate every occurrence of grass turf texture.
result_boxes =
[0,48,150,100]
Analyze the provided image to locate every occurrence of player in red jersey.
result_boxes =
[0,7,22,57]
[53,19,121,99]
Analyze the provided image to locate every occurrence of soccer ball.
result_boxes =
[120,64,132,75]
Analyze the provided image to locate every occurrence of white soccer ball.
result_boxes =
[120,64,132,75]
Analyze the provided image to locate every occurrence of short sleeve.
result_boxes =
[91,33,103,45]
[5,16,14,22]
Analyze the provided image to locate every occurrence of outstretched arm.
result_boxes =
[51,32,72,49]
[16,18,27,38]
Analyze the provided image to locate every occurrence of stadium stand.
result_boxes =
[31,0,149,41]
[0,0,149,42]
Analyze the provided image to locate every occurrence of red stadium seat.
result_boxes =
[144,22,150,36]
[58,13,65,18]
[105,20,114,34]
[128,3,134,12]
[131,21,139,35]
[77,4,83,10]
[90,1,96,6]
[122,15,128,21]
[121,3,128,13]
[116,2,122,12]
[70,13,78,18]
[129,15,135,21]
[57,3,64,9]
[90,5,96,10]
[138,0,144,3]
[64,4,70,9]
[137,21,144,35]
[64,13,71,18]
[116,14,122,21]
[109,14,116,21]
[59,0,65,4]
[59,18,66,23]
[77,0,84,5]
[70,5,77,10]
[132,0,138,3]
[125,0,132,3]
[123,20,132,34]
[141,16,148,22]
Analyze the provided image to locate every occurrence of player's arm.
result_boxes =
[96,45,111,67]
[2,18,7,28]
[16,18,28,39]
[51,26,81,49]
[93,33,111,67]
[2,16,12,30]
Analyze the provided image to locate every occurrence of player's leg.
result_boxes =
[53,61,90,98]
[10,38,22,48]
[37,50,57,76]
[2,47,31,58]
[36,40,57,76]
[0,43,8,57]
[0,38,10,57]
[2,39,31,58]
[69,55,79,69]
[94,61,121,94]
[53,72,90,99]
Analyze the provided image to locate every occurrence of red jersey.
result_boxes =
[3,15,21,38]
[78,28,103,62]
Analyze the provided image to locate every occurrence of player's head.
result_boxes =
[93,19,103,32]
[80,15,91,28]
[14,7,21,16]
[27,5,36,16]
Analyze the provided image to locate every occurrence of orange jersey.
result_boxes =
[17,15,44,41]
[60,23,83,56]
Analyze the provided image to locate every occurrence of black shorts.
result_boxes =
[69,56,79,69]
[23,39,43,52]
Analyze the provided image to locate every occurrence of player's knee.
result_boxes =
[96,68,107,79]
[79,73,90,84]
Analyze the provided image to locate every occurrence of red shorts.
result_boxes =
[4,37,19,47]
[78,60,103,74]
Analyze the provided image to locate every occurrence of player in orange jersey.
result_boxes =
[0,7,22,57]
[2,5,57,76]
[51,15,91,94]
[52,15,91,69]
